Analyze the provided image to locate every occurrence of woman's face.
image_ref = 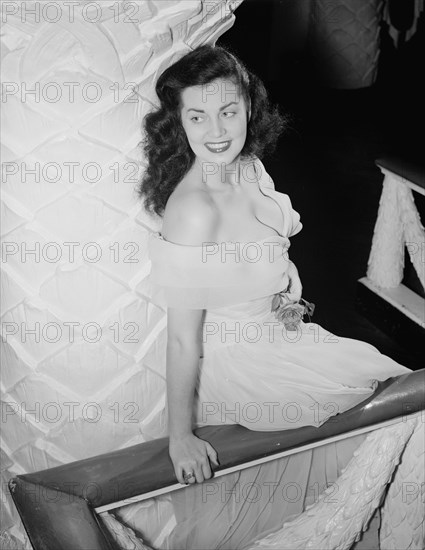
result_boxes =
[180,78,249,167]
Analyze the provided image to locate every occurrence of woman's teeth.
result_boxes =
[205,141,231,153]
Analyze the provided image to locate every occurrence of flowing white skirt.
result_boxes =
[108,298,411,549]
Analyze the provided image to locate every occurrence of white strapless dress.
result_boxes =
[110,158,412,549]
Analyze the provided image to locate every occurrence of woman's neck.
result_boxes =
[195,156,246,189]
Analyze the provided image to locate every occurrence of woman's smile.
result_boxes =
[204,140,232,153]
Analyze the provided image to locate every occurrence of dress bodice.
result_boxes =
[147,158,303,313]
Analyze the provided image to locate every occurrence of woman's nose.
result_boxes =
[209,117,225,138]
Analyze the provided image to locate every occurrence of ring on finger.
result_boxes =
[183,471,195,483]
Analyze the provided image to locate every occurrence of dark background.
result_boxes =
[218,0,424,369]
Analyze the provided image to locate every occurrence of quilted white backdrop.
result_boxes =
[0,1,242,547]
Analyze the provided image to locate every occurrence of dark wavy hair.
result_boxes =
[138,44,286,217]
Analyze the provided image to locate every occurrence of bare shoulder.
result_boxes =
[161,189,218,246]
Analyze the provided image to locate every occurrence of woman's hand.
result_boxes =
[285,261,302,302]
[169,433,219,485]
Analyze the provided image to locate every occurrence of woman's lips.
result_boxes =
[204,140,231,153]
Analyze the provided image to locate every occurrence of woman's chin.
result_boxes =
[197,150,242,167]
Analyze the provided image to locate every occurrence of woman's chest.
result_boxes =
[213,182,284,242]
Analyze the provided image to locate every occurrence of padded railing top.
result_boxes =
[376,156,425,189]
[12,369,425,509]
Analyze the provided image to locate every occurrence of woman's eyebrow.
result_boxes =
[186,101,239,113]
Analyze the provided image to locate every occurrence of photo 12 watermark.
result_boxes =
[1,320,142,345]
[1,240,140,265]
[1,400,141,425]
[1,80,141,104]
[202,320,334,345]
[200,399,341,427]
[1,160,140,185]
[1,1,163,25]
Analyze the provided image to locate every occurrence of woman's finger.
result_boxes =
[176,465,185,485]
[201,460,213,480]
[192,463,204,484]
[206,443,219,466]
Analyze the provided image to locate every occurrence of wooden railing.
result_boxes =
[357,156,425,349]
[9,369,425,550]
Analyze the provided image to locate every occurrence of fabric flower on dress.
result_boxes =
[271,294,315,330]
[271,260,315,330]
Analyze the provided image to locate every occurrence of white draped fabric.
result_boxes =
[0,1,242,547]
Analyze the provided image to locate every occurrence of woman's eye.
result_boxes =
[191,116,203,123]
[222,111,236,118]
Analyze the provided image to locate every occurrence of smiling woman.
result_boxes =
[126,44,420,550]
[138,45,285,218]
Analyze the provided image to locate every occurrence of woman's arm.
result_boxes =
[167,307,218,484]
[161,191,220,484]
[166,307,203,439]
